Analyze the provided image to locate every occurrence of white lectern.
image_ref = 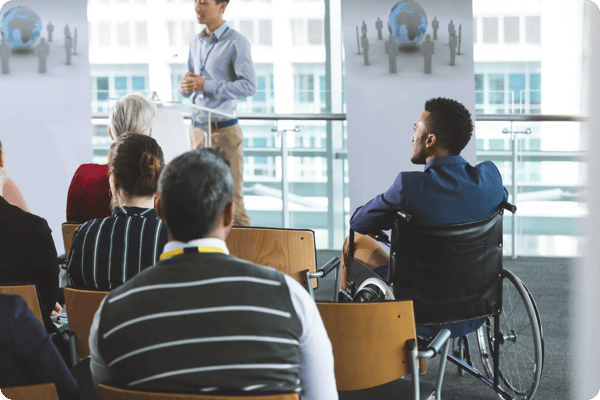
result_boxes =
[189,104,236,148]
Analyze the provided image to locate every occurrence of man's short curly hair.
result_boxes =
[424,97,473,155]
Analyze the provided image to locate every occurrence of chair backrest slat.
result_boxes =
[316,301,416,391]
[64,287,109,358]
[62,223,82,262]
[0,285,44,325]
[1,383,59,400]
[226,227,317,288]
[98,384,300,400]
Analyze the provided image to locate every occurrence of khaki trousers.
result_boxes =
[189,123,252,226]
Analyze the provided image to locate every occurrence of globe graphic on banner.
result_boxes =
[1,6,42,48]
[388,0,427,45]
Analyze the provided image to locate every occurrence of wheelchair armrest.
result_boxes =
[396,210,413,222]
[418,329,451,359]
[317,257,341,278]
[500,201,517,214]
[368,231,389,244]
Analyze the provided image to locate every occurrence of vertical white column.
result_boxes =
[147,0,175,101]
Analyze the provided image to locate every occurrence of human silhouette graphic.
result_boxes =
[385,34,399,73]
[73,28,78,55]
[449,30,457,66]
[432,17,439,40]
[65,34,73,65]
[458,24,462,55]
[376,17,384,40]
[64,24,71,45]
[361,33,369,65]
[422,34,434,73]
[362,20,367,36]
[0,39,10,74]
[448,20,455,43]
[36,38,50,73]
[356,26,361,55]
[47,21,54,43]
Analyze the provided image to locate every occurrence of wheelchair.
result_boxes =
[344,202,544,400]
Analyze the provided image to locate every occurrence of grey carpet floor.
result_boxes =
[314,251,573,400]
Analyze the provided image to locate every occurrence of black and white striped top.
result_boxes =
[95,251,304,395]
[66,206,168,291]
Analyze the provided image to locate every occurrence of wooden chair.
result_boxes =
[63,287,109,365]
[226,227,340,297]
[0,285,44,325]
[1,383,59,400]
[98,384,300,400]
[316,301,451,400]
[62,222,82,262]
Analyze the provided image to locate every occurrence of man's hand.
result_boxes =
[51,302,63,316]
[180,72,206,94]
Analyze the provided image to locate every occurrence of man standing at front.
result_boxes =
[179,0,256,226]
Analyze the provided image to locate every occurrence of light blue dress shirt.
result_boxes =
[180,21,257,120]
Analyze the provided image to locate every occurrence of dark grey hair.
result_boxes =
[158,148,233,242]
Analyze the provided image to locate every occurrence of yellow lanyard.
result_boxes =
[159,246,226,261]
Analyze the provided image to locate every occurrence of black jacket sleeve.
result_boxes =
[27,218,59,315]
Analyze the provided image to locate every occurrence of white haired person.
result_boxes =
[66,92,157,221]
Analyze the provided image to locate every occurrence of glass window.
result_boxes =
[525,16,541,44]
[97,77,109,101]
[254,76,267,102]
[297,74,314,103]
[475,74,484,104]
[116,22,129,46]
[530,73,541,104]
[482,17,498,43]
[115,76,128,97]
[307,19,323,45]
[132,76,145,91]
[135,22,148,48]
[239,20,254,45]
[98,22,111,46]
[259,20,272,46]
[320,75,326,103]
[291,20,303,46]
[504,16,519,44]
[509,73,525,106]
[488,74,504,104]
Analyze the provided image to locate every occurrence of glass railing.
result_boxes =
[92,112,588,256]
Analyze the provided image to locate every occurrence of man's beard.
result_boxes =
[411,150,427,164]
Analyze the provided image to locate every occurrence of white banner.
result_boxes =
[0,0,91,252]
[342,0,477,211]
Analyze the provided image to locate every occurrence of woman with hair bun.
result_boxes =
[67,134,168,290]
[66,92,158,222]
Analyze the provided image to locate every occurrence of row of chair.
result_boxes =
[2,285,442,400]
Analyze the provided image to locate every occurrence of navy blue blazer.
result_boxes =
[351,155,509,232]
[0,294,80,400]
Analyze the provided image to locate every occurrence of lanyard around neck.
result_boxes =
[160,246,226,261]
[200,26,230,77]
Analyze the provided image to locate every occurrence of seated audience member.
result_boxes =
[89,149,337,399]
[343,98,508,340]
[67,134,168,291]
[0,165,62,329]
[0,140,30,212]
[0,294,81,400]
[66,92,157,222]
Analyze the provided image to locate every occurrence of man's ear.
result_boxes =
[426,133,437,148]
[222,201,234,228]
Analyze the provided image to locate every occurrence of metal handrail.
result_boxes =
[92,113,589,122]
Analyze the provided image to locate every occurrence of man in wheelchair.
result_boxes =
[342,97,508,337]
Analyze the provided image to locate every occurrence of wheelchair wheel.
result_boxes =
[476,269,543,399]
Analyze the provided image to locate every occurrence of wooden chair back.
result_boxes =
[226,227,318,288]
[0,285,44,325]
[1,383,59,400]
[62,223,82,262]
[316,301,417,391]
[98,384,300,400]
[64,287,109,358]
